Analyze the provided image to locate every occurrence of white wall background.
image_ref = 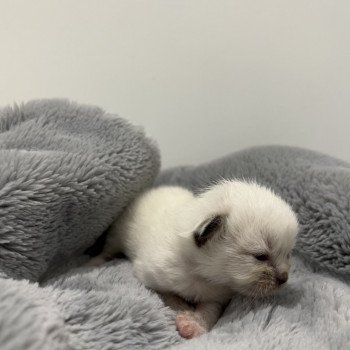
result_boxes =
[0,0,349,168]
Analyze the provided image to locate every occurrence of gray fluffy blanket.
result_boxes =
[0,100,349,350]
[0,99,160,282]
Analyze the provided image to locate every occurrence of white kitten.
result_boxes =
[89,180,298,338]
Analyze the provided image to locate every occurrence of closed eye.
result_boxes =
[254,254,269,262]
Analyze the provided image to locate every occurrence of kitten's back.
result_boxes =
[106,186,194,259]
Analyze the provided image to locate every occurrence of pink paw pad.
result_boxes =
[176,311,206,339]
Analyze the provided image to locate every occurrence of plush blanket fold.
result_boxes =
[0,99,160,281]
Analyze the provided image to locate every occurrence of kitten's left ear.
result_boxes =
[193,215,224,248]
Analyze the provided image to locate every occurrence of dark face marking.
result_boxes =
[194,215,223,248]
[276,271,288,285]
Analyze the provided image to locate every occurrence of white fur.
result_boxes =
[96,180,298,303]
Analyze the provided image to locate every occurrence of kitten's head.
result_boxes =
[179,180,298,298]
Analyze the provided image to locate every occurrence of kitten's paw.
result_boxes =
[176,311,206,339]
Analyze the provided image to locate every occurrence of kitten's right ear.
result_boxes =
[193,215,224,248]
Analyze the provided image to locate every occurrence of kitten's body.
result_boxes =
[90,181,298,338]
[99,186,232,303]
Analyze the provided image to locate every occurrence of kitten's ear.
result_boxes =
[193,215,224,248]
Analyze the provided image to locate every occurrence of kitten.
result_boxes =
[88,180,298,338]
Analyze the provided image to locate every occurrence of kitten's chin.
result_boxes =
[234,281,281,298]
[241,287,276,298]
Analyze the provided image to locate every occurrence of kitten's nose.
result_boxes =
[276,272,288,286]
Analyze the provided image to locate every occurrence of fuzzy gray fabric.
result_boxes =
[1,257,349,350]
[0,99,160,281]
[0,107,349,350]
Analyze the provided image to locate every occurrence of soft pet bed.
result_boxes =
[0,100,349,350]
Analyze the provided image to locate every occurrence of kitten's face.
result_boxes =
[183,181,298,298]
[221,216,296,297]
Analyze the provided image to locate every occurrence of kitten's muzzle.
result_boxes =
[276,272,288,286]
